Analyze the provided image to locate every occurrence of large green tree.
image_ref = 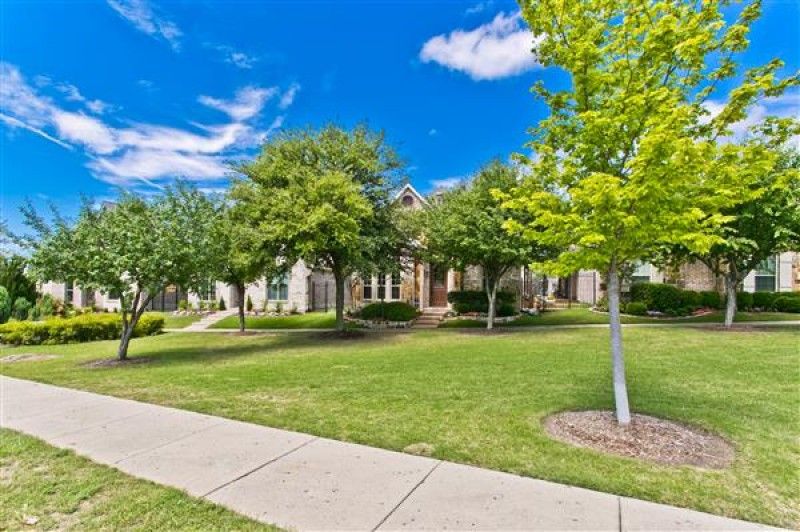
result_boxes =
[503,0,797,424]
[17,185,219,360]
[0,255,38,307]
[666,139,800,327]
[424,161,549,329]
[235,125,407,331]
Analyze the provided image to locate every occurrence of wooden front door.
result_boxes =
[429,264,449,307]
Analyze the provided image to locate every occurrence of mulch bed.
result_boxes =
[543,410,734,469]
[0,354,60,363]
[81,357,152,369]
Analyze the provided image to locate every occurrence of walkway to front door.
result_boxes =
[429,264,448,307]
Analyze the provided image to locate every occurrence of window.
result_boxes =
[402,194,414,207]
[65,282,74,304]
[377,272,387,300]
[108,288,121,300]
[199,279,217,301]
[631,262,651,284]
[362,278,373,300]
[755,256,777,292]
[268,274,289,300]
[391,272,401,300]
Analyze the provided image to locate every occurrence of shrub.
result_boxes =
[0,286,10,324]
[0,313,164,346]
[359,302,418,322]
[595,296,609,312]
[774,295,800,313]
[736,291,753,311]
[178,300,188,312]
[12,297,32,321]
[218,297,226,311]
[625,302,648,315]
[497,303,516,317]
[752,291,779,311]
[30,294,56,321]
[447,290,515,314]
[275,301,283,314]
[700,291,723,309]
[246,295,253,312]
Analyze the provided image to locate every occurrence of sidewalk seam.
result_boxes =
[113,419,228,465]
[371,459,443,531]
[618,496,623,532]
[201,436,320,498]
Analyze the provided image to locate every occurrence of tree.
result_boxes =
[0,255,38,305]
[236,125,407,332]
[17,184,219,360]
[213,191,285,333]
[503,0,797,425]
[665,141,800,327]
[0,286,10,324]
[423,161,550,329]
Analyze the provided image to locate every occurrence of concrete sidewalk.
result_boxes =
[0,376,778,531]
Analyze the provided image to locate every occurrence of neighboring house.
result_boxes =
[38,184,800,312]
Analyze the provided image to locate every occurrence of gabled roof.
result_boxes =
[393,183,429,206]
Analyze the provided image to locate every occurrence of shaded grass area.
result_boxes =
[440,308,800,328]
[210,310,338,329]
[1,327,798,527]
[0,429,273,531]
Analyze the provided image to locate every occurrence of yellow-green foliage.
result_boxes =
[0,313,164,345]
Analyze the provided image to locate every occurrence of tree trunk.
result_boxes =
[724,272,738,328]
[117,323,134,360]
[237,283,246,332]
[486,281,497,330]
[334,271,346,332]
[607,260,631,425]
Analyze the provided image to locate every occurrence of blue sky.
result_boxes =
[1,0,798,234]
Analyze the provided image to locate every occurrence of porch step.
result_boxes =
[413,307,449,329]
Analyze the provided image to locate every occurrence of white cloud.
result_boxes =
[279,83,300,110]
[429,176,465,189]
[704,91,800,146]
[137,79,156,91]
[205,43,259,69]
[465,0,493,16]
[106,0,182,51]
[199,86,277,121]
[0,63,287,187]
[420,12,541,81]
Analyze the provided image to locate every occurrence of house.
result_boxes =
[39,184,799,313]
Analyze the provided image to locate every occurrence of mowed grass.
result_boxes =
[0,429,273,531]
[1,327,798,527]
[440,307,800,328]
[154,312,202,329]
[210,310,337,329]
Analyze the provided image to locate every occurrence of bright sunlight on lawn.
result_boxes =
[0,429,272,531]
[210,310,338,329]
[1,326,798,527]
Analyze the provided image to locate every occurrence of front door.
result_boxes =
[429,264,449,307]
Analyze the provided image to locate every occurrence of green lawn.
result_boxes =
[152,312,202,329]
[440,307,800,328]
[1,327,798,527]
[0,429,273,531]
[210,310,339,329]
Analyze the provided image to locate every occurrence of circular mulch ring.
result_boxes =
[543,410,734,469]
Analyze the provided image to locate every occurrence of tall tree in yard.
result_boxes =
[424,161,550,329]
[503,0,797,424]
[215,187,286,332]
[236,125,407,332]
[15,185,219,360]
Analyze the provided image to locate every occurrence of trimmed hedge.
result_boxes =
[736,291,754,311]
[630,283,696,314]
[774,295,800,313]
[700,291,723,310]
[359,302,418,322]
[447,290,516,315]
[0,313,164,346]
[625,302,648,315]
[752,291,779,310]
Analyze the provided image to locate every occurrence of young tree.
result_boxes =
[0,255,38,307]
[424,161,549,329]
[236,125,407,332]
[503,1,797,424]
[214,189,286,332]
[17,185,219,360]
[667,140,800,327]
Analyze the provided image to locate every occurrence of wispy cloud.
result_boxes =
[465,0,493,16]
[0,62,289,187]
[428,128,438,136]
[420,12,541,81]
[429,176,465,189]
[206,43,259,69]
[106,0,182,51]
[279,83,301,110]
[703,91,800,148]
[198,86,278,121]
